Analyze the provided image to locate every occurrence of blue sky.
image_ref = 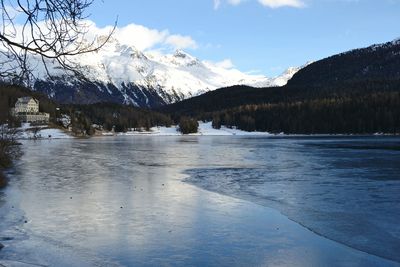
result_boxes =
[87,0,400,76]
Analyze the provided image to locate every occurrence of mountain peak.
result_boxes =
[118,45,147,60]
[1,42,301,108]
[170,50,200,67]
[173,50,192,58]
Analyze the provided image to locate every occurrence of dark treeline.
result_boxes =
[162,79,400,117]
[0,84,173,134]
[2,81,400,135]
[163,80,400,134]
[207,92,400,134]
[62,103,173,134]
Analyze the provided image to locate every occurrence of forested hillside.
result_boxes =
[0,84,172,134]
[0,83,58,124]
[163,40,400,134]
[287,40,400,88]
[62,103,172,133]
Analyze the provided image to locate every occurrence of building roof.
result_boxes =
[17,97,38,104]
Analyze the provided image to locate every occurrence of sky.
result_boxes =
[86,0,400,77]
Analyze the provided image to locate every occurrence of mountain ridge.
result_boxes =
[162,38,400,134]
[287,39,400,88]
[0,36,301,107]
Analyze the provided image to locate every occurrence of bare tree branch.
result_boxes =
[0,0,116,84]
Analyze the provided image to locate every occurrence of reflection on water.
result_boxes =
[0,136,399,266]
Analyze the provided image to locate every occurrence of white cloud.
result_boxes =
[213,0,304,9]
[2,19,199,57]
[165,35,198,50]
[113,24,169,51]
[258,0,304,8]
[88,21,198,51]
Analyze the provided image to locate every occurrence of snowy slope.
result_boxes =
[1,37,301,107]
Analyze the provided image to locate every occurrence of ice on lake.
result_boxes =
[0,136,399,266]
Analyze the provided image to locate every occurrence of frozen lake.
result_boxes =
[0,136,399,266]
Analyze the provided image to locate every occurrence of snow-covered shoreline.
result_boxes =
[119,122,274,136]
[9,123,397,140]
[117,122,397,137]
[16,123,73,140]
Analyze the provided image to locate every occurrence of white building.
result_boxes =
[14,97,39,113]
[11,97,50,123]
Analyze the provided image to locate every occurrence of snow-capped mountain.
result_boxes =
[2,37,301,107]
